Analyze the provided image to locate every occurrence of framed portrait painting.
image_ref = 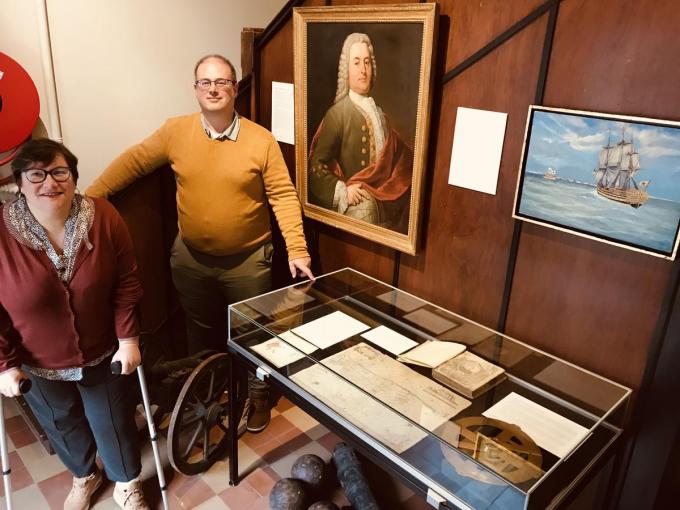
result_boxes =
[293,4,437,255]
[513,106,680,260]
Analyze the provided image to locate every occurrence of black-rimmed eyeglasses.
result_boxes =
[195,78,236,91]
[22,167,71,184]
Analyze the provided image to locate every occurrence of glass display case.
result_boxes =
[227,268,631,510]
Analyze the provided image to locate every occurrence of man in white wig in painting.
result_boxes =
[308,32,413,233]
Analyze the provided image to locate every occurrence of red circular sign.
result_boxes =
[0,52,40,152]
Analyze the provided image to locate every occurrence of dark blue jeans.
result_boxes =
[23,357,141,482]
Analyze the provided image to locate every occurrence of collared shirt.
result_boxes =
[349,89,385,156]
[201,112,240,141]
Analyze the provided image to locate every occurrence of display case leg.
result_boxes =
[228,354,239,487]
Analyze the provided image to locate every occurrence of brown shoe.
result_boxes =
[246,395,271,432]
[64,469,103,510]
[113,480,150,510]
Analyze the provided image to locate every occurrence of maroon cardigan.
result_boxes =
[0,197,143,372]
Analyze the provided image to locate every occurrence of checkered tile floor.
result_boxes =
[0,396,431,509]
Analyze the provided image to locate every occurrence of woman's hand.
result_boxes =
[111,338,141,375]
[0,368,28,397]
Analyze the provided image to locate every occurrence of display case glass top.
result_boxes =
[228,268,631,510]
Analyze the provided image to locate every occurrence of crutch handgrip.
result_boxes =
[110,361,122,375]
[17,379,31,394]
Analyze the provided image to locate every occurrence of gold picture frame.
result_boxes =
[293,4,438,254]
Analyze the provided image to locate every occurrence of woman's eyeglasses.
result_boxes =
[22,167,71,183]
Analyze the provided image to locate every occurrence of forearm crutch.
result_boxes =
[0,379,31,510]
[111,361,169,510]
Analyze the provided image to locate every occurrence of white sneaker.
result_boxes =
[64,469,103,510]
[113,479,150,510]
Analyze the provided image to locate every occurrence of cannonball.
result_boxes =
[291,454,326,487]
[269,478,306,510]
[308,501,340,510]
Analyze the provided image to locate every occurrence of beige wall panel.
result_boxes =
[43,0,285,187]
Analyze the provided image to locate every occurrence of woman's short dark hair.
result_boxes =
[11,138,79,186]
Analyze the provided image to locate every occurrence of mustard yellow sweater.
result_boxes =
[87,113,308,259]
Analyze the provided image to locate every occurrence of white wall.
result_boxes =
[1,0,286,188]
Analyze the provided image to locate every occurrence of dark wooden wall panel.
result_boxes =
[259,22,294,133]
[504,0,680,390]
[543,0,680,117]
[439,0,545,70]
[111,169,174,333]
[506,226,669,388]
[259,19,297,178]
[316,227,396,282]
[400,6,547,325]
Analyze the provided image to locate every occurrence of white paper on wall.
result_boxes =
[271,81,295,144]
[448,107,508,195]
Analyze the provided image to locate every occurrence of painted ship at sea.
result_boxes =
[544,167,557,180]
[593,128,650,208]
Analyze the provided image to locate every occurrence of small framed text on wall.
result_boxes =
[293,4,437,255]
[513,106,680,260]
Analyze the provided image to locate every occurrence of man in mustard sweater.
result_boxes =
[87,54,313,432]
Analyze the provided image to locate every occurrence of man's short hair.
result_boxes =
[194,54,238,82]
[11,138,79,186]
[334,33,377,104]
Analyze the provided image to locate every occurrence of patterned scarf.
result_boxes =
[3,193,94,283]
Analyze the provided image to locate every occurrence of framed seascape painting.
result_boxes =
[293,4,437,255]
[513,106,680,260]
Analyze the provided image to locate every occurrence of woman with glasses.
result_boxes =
[0,139,149,510]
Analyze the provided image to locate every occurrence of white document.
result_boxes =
[271,81,295,144]
[292,364,428,453]
[292,310,370,349]
[376,290,424,313]
[251,337,305,368]
[448,107,507,195]
[399,340,466,368]
[291,343,469,453]
[361,325,418,355]
[250,331,317,368]
[278,330,318,354]
[403,308,459,336]
[482,392,590,458]
[321,344,469,431]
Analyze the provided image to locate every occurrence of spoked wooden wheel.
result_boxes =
[167,353,245,475]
